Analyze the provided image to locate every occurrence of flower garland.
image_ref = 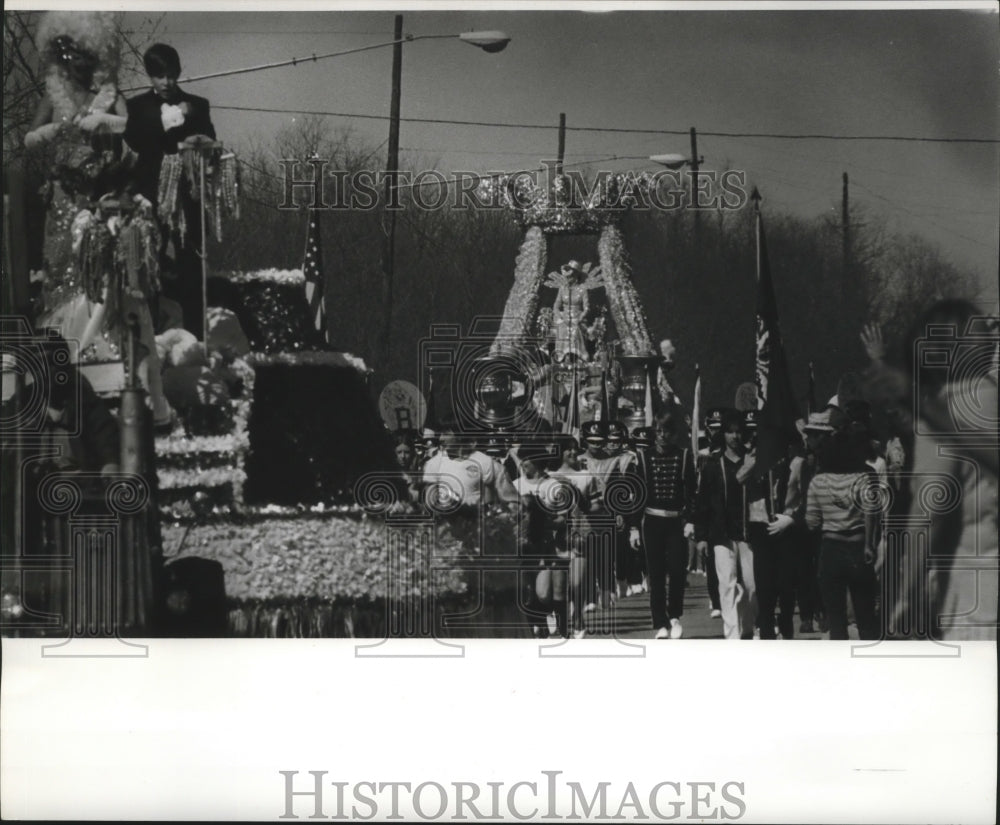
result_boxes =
[161,515,469,601]
[247,350,368,373]
[598,223,654,356]
[490,226,547,352]
[158,465,247,492]
[478,172,663,234]
[156,353,255,514]
[218,268,305,285]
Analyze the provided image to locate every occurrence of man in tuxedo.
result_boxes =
[125,43,216,338]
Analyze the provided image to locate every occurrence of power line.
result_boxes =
[212,104,999,144]
[852,178,996,249]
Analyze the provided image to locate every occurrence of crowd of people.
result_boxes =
[388,308,998,642]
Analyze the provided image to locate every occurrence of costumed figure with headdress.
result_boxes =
[24,11,128,359]
[547,260,603,363]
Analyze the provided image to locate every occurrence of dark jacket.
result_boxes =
[124,88,216,203]
[694,452,750,546]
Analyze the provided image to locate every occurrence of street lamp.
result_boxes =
[458,31,512,52]
[649,131,705,227]
[382,17,510,365]
[648,153,690,171]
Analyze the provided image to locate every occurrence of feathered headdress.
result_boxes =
[35,10,120,86]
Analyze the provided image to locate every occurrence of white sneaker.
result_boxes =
[710,608,722,618]
[654,627,670,640]
[573,628,587,639]
[753,628,761,640]
[670,618,683,639]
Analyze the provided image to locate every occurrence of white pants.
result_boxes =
[714,541,757,640]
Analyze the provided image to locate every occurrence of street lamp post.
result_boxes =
[381,16,510,366]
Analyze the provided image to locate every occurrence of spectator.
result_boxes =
[805,409,882,640]
[890,300,998,640]
[392,429,422,505]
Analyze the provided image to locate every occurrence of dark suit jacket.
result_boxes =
[124,88,216,203]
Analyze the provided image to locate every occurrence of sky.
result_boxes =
[102,3,999,309]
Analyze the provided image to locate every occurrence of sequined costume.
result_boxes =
[553,280,589,361]
[35,81,124,360]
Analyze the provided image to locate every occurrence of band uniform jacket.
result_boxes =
[630,445,697,528]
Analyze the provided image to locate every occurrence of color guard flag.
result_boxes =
[644,367,654,427]
[806,361,817,416]
[303,209,327,341]
[691,363,702,456]
[752,190,800,482]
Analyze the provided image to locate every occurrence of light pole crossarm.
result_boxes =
[122,37,413,92]
[122,31,508,92]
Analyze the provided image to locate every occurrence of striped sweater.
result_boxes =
[805,471,875,536]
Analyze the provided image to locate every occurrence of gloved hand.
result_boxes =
[683,522,695,540]
[629,527,641,551]
[24,122,61,148]
[76,112,126,133]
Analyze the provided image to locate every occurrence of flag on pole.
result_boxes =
[644,366,654,427]
[303,208,327,342]
[751,189,800,482]
[424,368,438,432]
[691,363,702,456]
[599,370,612,423]
[806,361,817,416]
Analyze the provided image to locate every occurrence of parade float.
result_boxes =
[4,147,671,638]
[441,171,663,436]
[157,172,672,638]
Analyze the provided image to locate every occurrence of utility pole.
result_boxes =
[689,126,700,235]
[382,13,404,366]
[556,112,566,175]
[842,171,850,300]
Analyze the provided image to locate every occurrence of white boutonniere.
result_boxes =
[160,102,185,131]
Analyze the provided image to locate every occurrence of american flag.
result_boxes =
[303,209,326,341]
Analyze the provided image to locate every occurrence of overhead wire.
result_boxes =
[211,105,999,144]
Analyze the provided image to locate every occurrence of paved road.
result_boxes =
[581,573,838,640]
